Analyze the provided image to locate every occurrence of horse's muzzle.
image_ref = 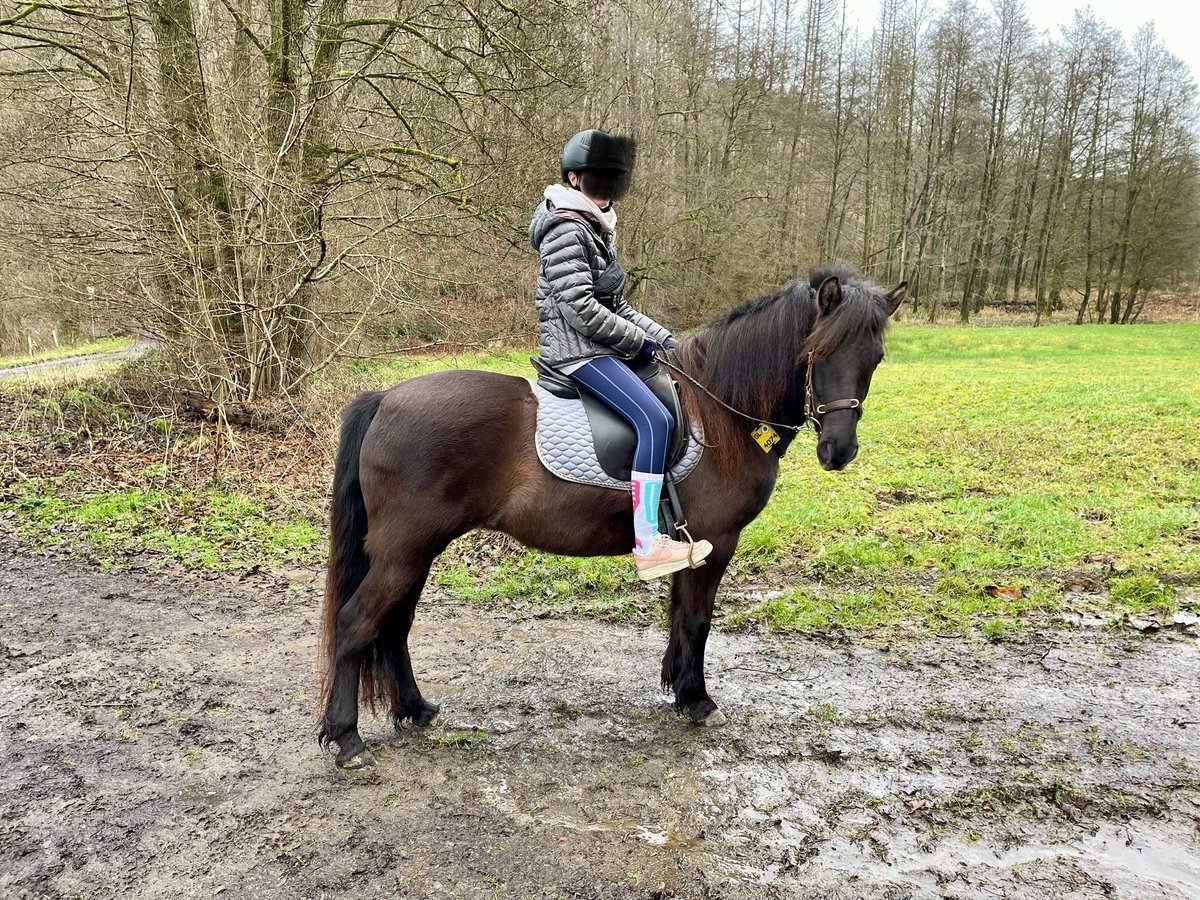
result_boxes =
[817,438,858,471]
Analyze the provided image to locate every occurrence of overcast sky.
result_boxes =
[839,0,1200,90]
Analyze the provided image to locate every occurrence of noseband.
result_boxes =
[803,350,862,433]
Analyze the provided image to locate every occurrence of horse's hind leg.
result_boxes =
[380,563,440,730]
[319,559,430,768]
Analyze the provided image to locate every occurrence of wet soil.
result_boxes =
[2,547,1198,899]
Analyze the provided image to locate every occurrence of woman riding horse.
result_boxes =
[530,129,713,580]
[317,144,907,767]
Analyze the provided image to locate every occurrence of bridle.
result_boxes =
[655,349,865,439]
[803,350,862,432]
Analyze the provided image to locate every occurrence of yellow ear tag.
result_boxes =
[751,423,780,453]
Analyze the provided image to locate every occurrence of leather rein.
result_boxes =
[654,349,863,438]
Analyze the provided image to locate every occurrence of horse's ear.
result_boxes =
[816,276,841,315]
[885,281,908,316]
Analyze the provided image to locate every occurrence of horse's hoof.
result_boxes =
[395,701,440,731]
[413,702,440,727]
[337,748,377,770]
[684,698,724,726]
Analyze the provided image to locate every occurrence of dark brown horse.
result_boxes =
[318,266,906,768]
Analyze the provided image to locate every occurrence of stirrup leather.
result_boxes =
[673,520,707,569]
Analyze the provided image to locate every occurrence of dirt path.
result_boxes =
[1,547,1198,899]
[0,341,155,379]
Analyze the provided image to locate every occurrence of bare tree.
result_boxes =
[1,0,1197,369]
[1,0,558,397]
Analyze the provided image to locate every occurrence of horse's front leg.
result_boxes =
[661,539,735,725]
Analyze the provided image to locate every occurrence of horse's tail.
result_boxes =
[318,390,384,710]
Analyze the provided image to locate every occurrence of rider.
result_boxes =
[529,129,714,580]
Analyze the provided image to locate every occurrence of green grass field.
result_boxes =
[422,324,1200,635]
[3,324,1197,637]
[721,323,1199,634]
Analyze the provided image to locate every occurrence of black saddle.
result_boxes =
[531,356,691,482]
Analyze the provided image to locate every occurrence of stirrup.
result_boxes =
[674,521,706,569]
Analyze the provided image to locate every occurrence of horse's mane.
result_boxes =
[673,265,891,457]
[678,280,815,422]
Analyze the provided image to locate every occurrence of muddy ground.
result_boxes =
[1,546,1198,900]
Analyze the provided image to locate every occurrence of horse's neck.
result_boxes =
[741,327,810,426]
[768,376,808,456]
[689,324,810,458]
[762,354,813,459]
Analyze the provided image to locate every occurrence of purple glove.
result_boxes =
[637,336,659,359]
[663,336,679,351]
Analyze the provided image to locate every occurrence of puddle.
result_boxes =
[1077,824,1200,896]
[882,824,1200,897]
[479,774,695,847]
[177,780,226,807]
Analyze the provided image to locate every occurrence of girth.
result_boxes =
[530,356,691,482]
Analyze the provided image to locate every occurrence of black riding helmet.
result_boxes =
[561,129,636,201]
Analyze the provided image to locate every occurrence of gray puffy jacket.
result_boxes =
[529,193,672,367]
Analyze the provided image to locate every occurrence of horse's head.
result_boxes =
[805,273,906,471]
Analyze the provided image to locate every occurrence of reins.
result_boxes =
[655,350,864,441]
[654,353,805,435]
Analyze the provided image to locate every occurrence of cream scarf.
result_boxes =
[544,184,617,233]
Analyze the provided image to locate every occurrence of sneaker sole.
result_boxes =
[637,546,713,581]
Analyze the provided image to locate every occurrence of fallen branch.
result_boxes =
[181,392,260,428]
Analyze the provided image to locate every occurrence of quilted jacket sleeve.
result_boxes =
[613,298,673,344]
[540,221,647,356]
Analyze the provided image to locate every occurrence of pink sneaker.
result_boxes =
[635,534,713,581]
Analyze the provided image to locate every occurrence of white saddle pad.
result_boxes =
[529,380,705,489]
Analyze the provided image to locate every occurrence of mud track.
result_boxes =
[1,548,1198,899]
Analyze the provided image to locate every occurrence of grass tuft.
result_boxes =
[11,485,322,571]
[1108,575,1176,615]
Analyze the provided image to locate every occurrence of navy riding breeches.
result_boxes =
[569,356,673,475]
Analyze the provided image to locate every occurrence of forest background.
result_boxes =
[1,0,1197,401]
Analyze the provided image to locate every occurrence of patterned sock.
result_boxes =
[631,471,663,556]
